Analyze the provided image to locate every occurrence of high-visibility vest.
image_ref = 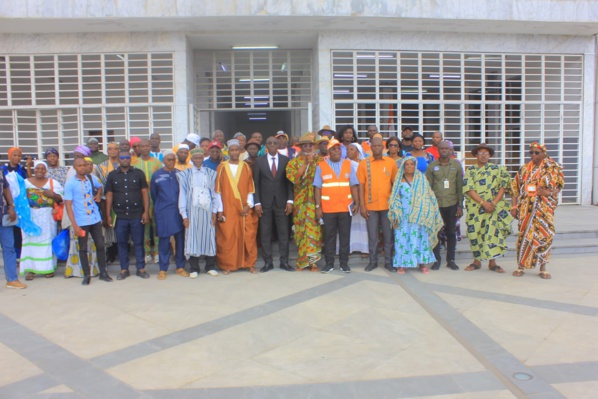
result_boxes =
[319,159,353,213]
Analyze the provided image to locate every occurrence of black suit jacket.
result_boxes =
[253,153,294,209]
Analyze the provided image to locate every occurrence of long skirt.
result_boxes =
[19,207,57,275]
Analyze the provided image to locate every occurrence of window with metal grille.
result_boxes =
[332,51,583,204]
[0,53,175,163]
[195,50,312,110]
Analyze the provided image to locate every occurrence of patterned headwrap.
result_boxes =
[388,156,444,249]
[227,139,240,148]
[8,147,22,158]
[74,145,91,156]
[33,160,48,169]
[130,136,141,146]
[349,142,365,160]
[530,142,547,153]
[44,148,59,158]
[190,148,204,155]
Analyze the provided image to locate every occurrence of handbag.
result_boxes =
[50,179,64,222]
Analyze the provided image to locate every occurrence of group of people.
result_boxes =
[1,125,564,290]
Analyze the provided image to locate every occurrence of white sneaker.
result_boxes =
[207,270,219,276]
[154,254,160,264]
[189,272,199,279]
[145,255,153,264]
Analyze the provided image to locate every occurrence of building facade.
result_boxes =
[1,0,597,204]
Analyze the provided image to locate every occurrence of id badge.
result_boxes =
[443,179,450,189]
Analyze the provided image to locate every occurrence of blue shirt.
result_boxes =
[63,175,102,227]
[2,164,28,180]
[150,151,164,162]
[202,157,221,172]
[313,159,359,188]
[150,168,183,237]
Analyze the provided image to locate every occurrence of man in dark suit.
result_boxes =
[253,136,294,272]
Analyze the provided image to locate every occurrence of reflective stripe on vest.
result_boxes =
[318,159,353,213]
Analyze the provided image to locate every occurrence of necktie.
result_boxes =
[271,157,277,178]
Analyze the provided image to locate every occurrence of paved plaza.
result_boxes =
[1,207,597,398]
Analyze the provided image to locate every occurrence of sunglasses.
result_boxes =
[529,151,542,155]
[119,155,131,160]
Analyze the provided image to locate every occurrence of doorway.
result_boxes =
[211,109,306,141]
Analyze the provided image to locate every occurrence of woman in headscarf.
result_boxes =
[20,161,63,280]
[388,156,444,274]
[44,148,69,187]
[511,142,564,279]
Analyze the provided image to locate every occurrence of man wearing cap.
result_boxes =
[316,136,330,158]
[463,143,513,273]
[253,136,294,272]
[149,133,164,163]
[426,140,464,271]
[212,130,229,160]
[106,151,151,280]
[175,144,192,171]
[244,139,261,168]
[129,136,142,161]
[275,131,296,159]
[203,140,223,172]
[150,150,187,280]
[357,136,398,272]
[314,138,359,273]
[87,137,109,165]
[286,134,323,271]
[177,148,220,277]
[132,139,163,264]
[214,140,258,274]
[172,133,200,164]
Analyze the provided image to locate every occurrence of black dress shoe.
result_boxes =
[259,263,274,273]
[431,261,440,270]
[82,276,91,286]
[116,270,130,280]
[384,264,396,273]
[364,263,378,272]
[447,261,460,270]
[99,273,113,282]
[136,269,150,279]
[279,264,295,272]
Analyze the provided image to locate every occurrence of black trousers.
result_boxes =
[260,205,289,264]
[189,255,216,273]
[78,221,107,277]
[433,204,458,263]
[323,212,352,267]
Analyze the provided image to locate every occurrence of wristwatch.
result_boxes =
[315,204,320,209]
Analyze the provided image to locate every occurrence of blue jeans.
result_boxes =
[115,217,145,271]
[1,224,18,282]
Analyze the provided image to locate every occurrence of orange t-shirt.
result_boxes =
[357,157,398,211]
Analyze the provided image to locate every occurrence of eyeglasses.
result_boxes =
[387,144,399,147]
[477,152,490,156]
[119,156,131,160]
[529,151,542,155]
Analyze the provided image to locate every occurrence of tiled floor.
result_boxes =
[1,206,597,398]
